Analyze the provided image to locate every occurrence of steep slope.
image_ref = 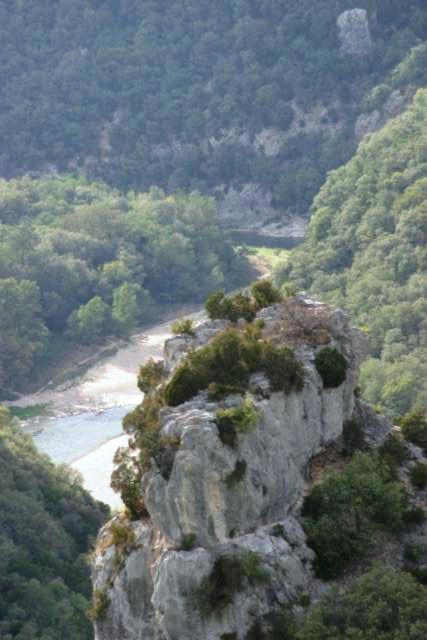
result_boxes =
[0,406,109,639]
[0,1,426,224]
[91,293,427,639]
[279,89,427,417]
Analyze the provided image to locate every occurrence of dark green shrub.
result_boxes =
[110,520,136,550]
[216,413,238,448]
[205,290,228,319]
[208,382,247,401]
[246,608,297,640]
[271,523,285,538]
[403,506,425,525]
[204,290,255,322]
[225,460,247,488]
[410,462,427,489]
[409,567,427,585]
[171,317,195,336]
[194,551,267,616]
[163,361,202,406]
[137,359,165,393]
[263,343,305,393]
[221,634,238,640]
[299,565,427,639]
[302,452,408,579]
[180,533,197,551]
[400,409,427,452]
[88,587,110,622]
[342,419,365,454]
[315,347,347,388]
[378,433,408,469]
[164,325,304,407]
[111,448,147,519]
[251,279,282,309]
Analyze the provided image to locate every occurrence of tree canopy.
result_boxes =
[0,1,426,215]
[0,176,245,396]
[0,406,109,639]
[279,89,427,417]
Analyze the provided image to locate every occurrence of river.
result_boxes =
[18,245,294,510]
[21,311,206,509]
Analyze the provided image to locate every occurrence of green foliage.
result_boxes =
[179,533,197,551]
[217,398,258,440]
[378,433,408,469]
[225,460,247,488]
[205,280,281,324]
[314,347,347,388]
[171,318,196,336]
[400,409,427,452]
[251,280,282,309]
[109,520,136,551]
[263,343,306,393]
[0,406,109,639]
[246,608,298,640]
[0,179,244,395]
[342,418,365,455]
[68,296,110,343]
[409,462,427,489]
[165,322,305,407]
[137,359,165,394]
[194,551,267,616]
[88,587,110,622]
[205,290,256,323]
[270,524,285,539]
[298,564,427,640]
[302,452,408,579]
[111,447,146,519]
[282,90,427,417]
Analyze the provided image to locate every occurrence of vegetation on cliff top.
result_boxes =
[0,406,109,639]
[278,89,427,418]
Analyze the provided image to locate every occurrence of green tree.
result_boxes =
[299,564,427,640]
[68,296,110,343]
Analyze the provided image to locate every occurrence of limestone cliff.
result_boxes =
[92,298,379,640]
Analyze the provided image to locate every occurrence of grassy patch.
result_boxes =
[244,246,291,271]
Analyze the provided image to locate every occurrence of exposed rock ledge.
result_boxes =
[93,298,389,640]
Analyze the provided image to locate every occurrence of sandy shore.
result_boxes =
[16,310,204,415]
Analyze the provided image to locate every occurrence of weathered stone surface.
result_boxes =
[93,520,160,640]
[337,9,372,57]
[93,299,370,640]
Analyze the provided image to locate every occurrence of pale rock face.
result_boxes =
[355,89,413,141]
[215,182,279,230]
[337,9,372,57]
[93,300,371,640]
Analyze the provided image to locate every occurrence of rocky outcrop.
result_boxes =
[93,298,373,640]
[354,88,413,141]
[337,9,372,57]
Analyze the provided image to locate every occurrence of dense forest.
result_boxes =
[278,89,427,418]
[0,0,426,217]
[0,406,109,639]
[0,176,246,396]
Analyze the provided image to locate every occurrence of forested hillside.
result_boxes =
[278,89,427,418]
[0,176,245,396]
[0,0,426,218]
[0,406,109,639]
